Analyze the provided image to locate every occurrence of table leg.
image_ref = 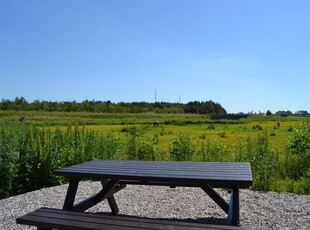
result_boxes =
[71,179,120,212]
[63,178,80,210]
[101,180,119,215]
[107,195,119,214]
[228,186,240,226]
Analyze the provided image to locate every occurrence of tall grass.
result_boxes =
[0,121,309,199]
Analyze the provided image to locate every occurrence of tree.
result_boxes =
[266,110,272,116]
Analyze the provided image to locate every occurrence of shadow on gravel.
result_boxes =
[94,211,229,225]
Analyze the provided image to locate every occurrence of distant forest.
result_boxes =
[0,97,227,114]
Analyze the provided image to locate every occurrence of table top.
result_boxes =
[53,160,252,188]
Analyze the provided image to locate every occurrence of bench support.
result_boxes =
[201,185,240,226]
[201,184,229,214]
[63,178,125,213]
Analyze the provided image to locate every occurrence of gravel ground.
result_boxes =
[0,181,309,230]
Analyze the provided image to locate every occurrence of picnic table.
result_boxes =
[17,160,253,230]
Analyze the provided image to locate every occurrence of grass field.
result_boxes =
[0,110,301,152]
[82,120,296,154]
[0,110,309,198]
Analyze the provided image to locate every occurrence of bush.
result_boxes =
[285,122,310,178]
[0,122,19,197]
[252,124,263,130]
[197,139,230,162]
[234,132,278,191]
[287,122,310,155]
[218,131,226,138]
[170,132,195,161]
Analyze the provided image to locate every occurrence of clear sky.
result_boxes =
[1,0,309,113]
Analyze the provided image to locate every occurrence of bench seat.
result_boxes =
[16,208,253,230]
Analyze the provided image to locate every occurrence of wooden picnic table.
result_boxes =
[53,160,253,226]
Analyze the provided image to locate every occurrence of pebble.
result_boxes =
[0,181,309,229]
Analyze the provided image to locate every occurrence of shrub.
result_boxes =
[234,132,278,191]
[287,126,293,132]
[287,122,310,155]
[0,122,19,198]
[170,132,195,161]
[101,132,123,160]
[199,133,206,139]
[218,131,226,138]
[207,124,215,130]
[197,139,230,162]
[252,124,263,130]
[285,122,310,178]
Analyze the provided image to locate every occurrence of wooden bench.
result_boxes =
[16,207,253,230]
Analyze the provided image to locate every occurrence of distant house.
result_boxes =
[296,110,309,116]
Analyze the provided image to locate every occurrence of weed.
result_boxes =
[252,124,263,130]
[218,131,226,138]
[170,131,195,161]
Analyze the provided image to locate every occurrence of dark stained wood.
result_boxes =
[228,186,240,226]
[63,178,80,210]
[53,160,252,188]
[201,185,229,214]
[70,179,119,212]
[16,208,253,230]
[101,180,120,215]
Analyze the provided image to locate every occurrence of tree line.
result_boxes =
[0,97,227,114]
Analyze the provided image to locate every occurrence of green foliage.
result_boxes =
[234,132,278,191]
[252,124,263,130]
[1,118,310,198]
[197,139,231,162]
[288,126,293,132]
[287,122,310,155]
[184,100,227,114]
[125,132,161,161]
[285,122,310,178]
[0,97,226,115]
[0,122,18,197]
[170,132,195,161]
[207,124,215,130]
[101,132,123,160]
[218,131,227,138]
[0,122,106,198]
[266,110,272,116]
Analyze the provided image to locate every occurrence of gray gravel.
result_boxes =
[0,181,309,230]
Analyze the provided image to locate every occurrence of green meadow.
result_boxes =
[0,110,309,199]
[0,110,301,152]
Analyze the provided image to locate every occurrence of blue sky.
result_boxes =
[1,0,309,113]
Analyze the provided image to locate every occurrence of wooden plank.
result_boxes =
[71,179,119,212]
[63,178,80,210]
[201,185,229,214]
[55,160,251,173]
[62,161,252,174]
[53,160,252,188]
[228,186,240,226]
[55,168,252,181]
[16,208,253,230]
